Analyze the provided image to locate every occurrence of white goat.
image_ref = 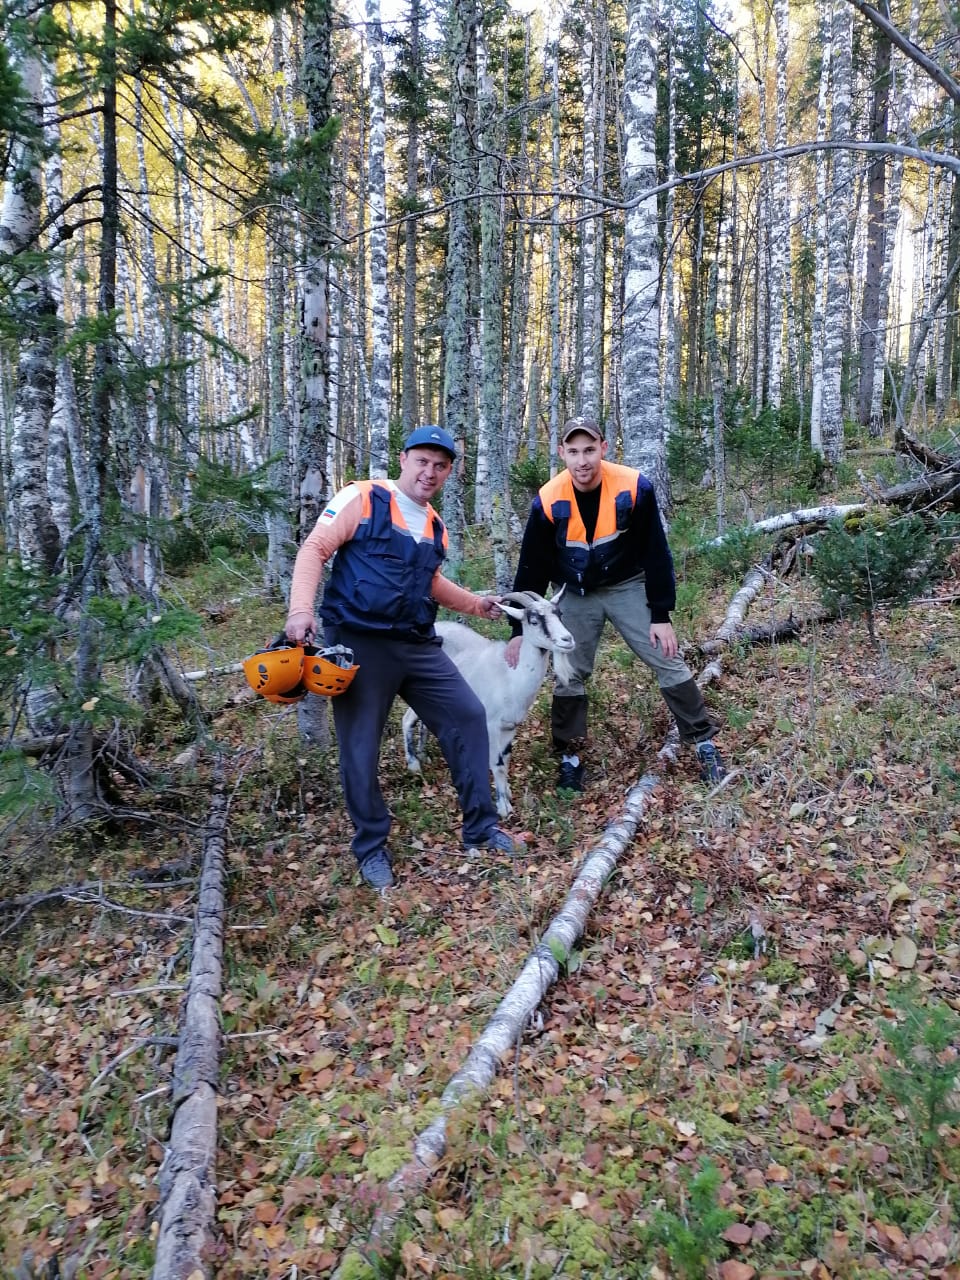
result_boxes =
[402,588,575,817]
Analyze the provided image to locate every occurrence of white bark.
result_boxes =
[365,0,390,478]
[620,0,666,499]
[809,0,832,451]
[2,47,59,574]
[351,771,662,1257]
[768,0,790,406]
[579,3,599,421]
[152,787,228,1280]
[660,16,679,415]
[549,43,562,467]
[819,0,853,468]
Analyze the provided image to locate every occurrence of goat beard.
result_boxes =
[551,651,575,686]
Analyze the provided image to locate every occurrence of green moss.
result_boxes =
[363,1143,410,1179]
[337,1248,377,1280]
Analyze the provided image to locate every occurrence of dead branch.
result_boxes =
[699,607,837,654]
[152,777,229,1280]
[879,469,960,511]
[894,426,956,472]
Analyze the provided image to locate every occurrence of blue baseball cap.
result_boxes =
[401,425,457,460]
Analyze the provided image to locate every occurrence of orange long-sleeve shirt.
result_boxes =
[288,484,490,622]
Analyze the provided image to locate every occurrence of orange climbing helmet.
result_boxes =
[242,634,306,703]
[302,644,359,697]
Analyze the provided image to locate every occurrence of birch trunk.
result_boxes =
[2,47,60,576]
[366,0,391,477]
[400,0,422,434]
[870,0,917,433]
[298,0,334,541]
[937,110,960,422]
[809,0,832,451]
[264,18,294,591]
[579,2,599,422]
[152,784,228,1280]
[548,42,562,467]
[768,0,790,407]
[476,23,510,586]
[857,27,891,429]
[503,17,532,462]
[441,0,477,579]
[660,15,679,415]
[620,0,667,501]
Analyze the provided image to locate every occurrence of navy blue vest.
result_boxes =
[320,483,446,636]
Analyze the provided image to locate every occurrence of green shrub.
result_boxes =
[647,1158,735,1279]
[878,986,960,1169]
[808,513,940,641]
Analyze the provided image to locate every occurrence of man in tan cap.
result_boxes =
[506,417,725,791]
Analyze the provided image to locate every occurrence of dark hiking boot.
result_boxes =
[695,740,726,783]
[358,849,395,889]
[556,759,585,793]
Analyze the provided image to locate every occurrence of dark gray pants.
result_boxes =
[550,576,716,750]
[326,626,499,863]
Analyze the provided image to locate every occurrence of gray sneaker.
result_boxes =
[466,827,526,855]
[358,849,395,889]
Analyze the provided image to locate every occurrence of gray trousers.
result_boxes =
[551,575,715,750]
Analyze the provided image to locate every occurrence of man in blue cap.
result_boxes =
[286,426,523,889]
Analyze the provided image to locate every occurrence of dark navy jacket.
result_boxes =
[320,482,446,638]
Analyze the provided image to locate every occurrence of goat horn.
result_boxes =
[499,590,543,607]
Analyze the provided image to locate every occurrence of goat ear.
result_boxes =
[550,584,567,606]
[497,601,526,621]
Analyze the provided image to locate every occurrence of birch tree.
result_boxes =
[621,0,667,499]
[441,0,477,577]
[2,43,60,578]
[366,0,391,476]
[396,0,424,434]
[475,18,511,586]
[578,1,600,422]
[818,0,854,471]
[298,0,336,538]
[767,0,790,408]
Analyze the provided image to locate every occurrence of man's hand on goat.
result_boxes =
[504,635,522,669]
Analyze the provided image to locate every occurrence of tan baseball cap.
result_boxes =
[561,416,603,443]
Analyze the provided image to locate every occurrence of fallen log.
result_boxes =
[893,426,956,471]
[878,469,960,511]
[705,504,868,547]
[699,607,836,654]
[337,773,662,1272]
[333,565,769,1274]
[152,777,229,1280]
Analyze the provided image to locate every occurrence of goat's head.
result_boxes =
[498,589,575,654]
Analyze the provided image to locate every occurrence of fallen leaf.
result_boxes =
[891,935,918,969]
[722,1222,753,1244]
[719,1262,755,1280]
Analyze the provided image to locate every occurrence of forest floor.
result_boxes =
[2,514,960,1280]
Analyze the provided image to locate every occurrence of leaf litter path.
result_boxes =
[2,571,959,1279]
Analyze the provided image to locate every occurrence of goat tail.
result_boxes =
[551,650,575,686]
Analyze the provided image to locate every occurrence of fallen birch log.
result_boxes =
[333,563,770,1275]
[335,773,662,1275]
[152,779,229,1280]
[183,661,244,683]
[705,504,868,547]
